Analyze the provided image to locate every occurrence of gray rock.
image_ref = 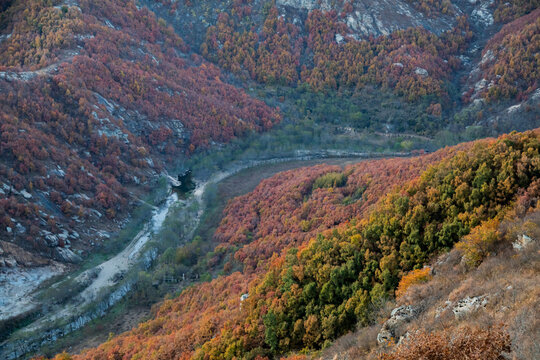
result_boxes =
[54,247,83,263]
[45,234,59,247]
[414,67,429,77]
[15,223,26,234]
[5,258,17,267]
[20,189,32,199]
[377,305,418,343]
[513,234,534,251]
[276,0,456,38]
[452,295,489,319]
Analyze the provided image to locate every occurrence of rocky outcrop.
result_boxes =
[436,294,489,319]
[452,295,489,319]
[414,67,429,77]
[277,0,458,37]
[377,305,419,343]
[513,234,535,251]
[0,241,50,268]
[54,247,82,263]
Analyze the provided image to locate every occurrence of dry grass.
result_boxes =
[388,217,540,360]
[323,209,540,360]
[377,325,511,360]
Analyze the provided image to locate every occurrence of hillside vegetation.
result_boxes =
[0,0,280,265]
[0,0,538,358]
[45,129,540,360]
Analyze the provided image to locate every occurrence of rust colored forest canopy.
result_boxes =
[0,0,280,262]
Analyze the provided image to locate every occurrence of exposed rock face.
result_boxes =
[0,264,65,322]
[277,0,332,11]
[277,0,458,37]
[469,0,494,27]
[377,305,418,343]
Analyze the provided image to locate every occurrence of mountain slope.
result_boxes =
[47,129,540,360]
[0,0,538,358]
[145,0,540,138]
[0,0,280,268]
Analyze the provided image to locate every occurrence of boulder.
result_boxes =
[54,247,83,263]
[513,234,534,251]
[414,67,429,77]
[377,305,418,343]
[45,234,59,247]
[5,257,17,267]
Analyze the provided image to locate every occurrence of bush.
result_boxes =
[395,267,432,299]
[456,218,500,267]
[313,172,347,190]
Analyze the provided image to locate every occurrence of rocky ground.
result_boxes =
[318,212,540,360]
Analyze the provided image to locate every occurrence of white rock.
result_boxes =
[20,189,32,199]
[513,234,534,251]
[452,295,489,319]
[471,2,494,27]
[414,67,429,77]
[507,104,521,113]
[377,305,418,343]
[15,223,26,234]
[480,50,495,65]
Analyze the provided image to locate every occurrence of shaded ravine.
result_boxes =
[1,150,409,359]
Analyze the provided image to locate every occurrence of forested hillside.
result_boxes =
[1,0,538,268]
[0,0,539,358]
[50,129,540,360]
[0,0,280,266]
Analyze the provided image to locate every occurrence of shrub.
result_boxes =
[395,267,432,299]
[456,218,500,267]
[313,172,347,190]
